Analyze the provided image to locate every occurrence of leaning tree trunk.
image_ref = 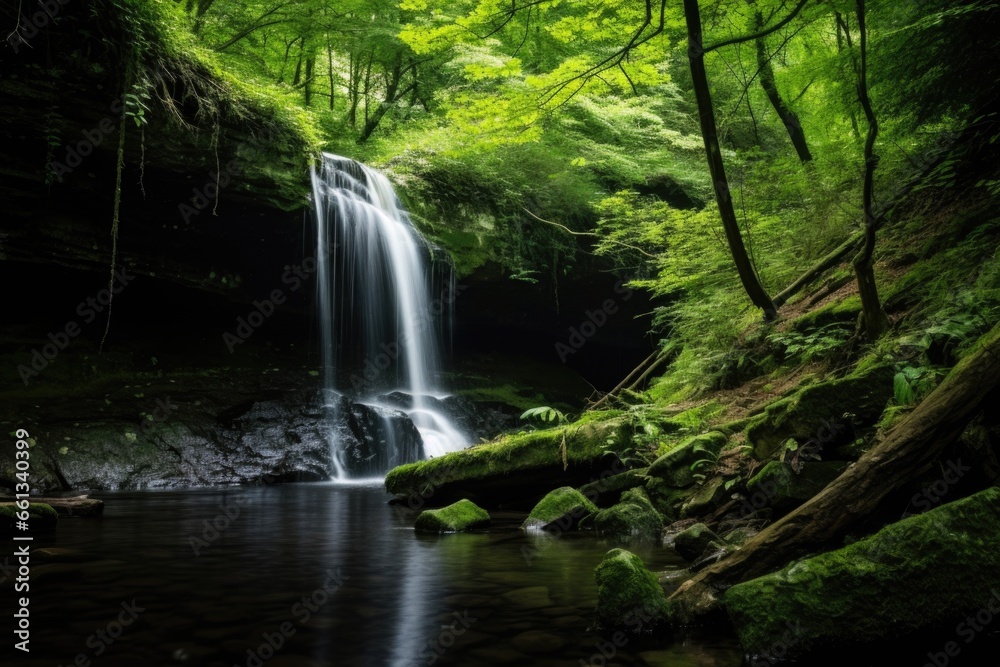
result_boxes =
[668,322,1000,622]
[852,0,889,339]
[754,9,813,163]
[684,0,777,320]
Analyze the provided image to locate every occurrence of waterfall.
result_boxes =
[312,154,466,478]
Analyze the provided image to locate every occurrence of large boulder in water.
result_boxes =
[723,487,1000,662]
[414,499,491,533]
[593,488,664,541]
[339,401,424,477]
[594,548,671,633]
[522,486,598,532]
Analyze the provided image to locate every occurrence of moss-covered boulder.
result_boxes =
[680,476,728,518]
[385,420,623,507]
[744,461,848,513]
[577,468,647,507]
[522,487,598,532]
[594,488,664,541]
[594,548,671,632]
[644,479,695,520]
[413,499,491,533]
[673,523,724,562]
[647,432,729,488]
[723,487,1000,661]
[0,503,58,533]
[744,365,894,458]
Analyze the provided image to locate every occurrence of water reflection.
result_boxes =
[1,483,742,667]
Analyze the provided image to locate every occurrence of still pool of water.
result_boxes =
[2,483,743,667]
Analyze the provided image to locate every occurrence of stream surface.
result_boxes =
[5,483,743,667]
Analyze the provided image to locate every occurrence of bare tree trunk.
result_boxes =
[852,0,889,339]
[304,53,316,106]
[684,0,777,319]
[277,36,298,84]
[753,8,813,163]
[327,34,336,111]
[292,39,304,87]
[348,53,360,127]
[362,52,373,129]
[836,12,863,141]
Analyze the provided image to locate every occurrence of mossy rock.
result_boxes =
[413,499,491,533]
[673,523,724,562]
[594,548,671,633]
[744,365,894,458]
[680,476,728,518]
[522,487,598,532]
[577,468,647,508]
[385,419,623,506]
[0,503,58,533]
[790,294,863,331]
[744,461,849,513]
[723,487,1000,661]
[594,488,664,541]
[647,431,729,488]
[644,478,695,520]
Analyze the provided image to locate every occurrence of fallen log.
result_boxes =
[668,322,1000,622]
[0,495,104,517]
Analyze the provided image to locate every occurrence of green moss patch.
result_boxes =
[385,419,622,499]
[745,365,894,458]
[723,487,1000,660]
[647,431,729,488]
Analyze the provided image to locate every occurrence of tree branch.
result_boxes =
[703,0,810,53]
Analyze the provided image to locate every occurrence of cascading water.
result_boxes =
[312,153,466,479]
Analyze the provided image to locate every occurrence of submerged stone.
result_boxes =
[522,486,598,532]
[413,499,491,533]
[723,487,1000,661]
[594,548,670,632]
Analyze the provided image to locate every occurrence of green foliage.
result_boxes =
[892,365,937,405]
[520,406,569,426]
[769,323,853,365]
